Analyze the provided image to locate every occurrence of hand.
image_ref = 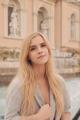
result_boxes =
[37,104,52,120]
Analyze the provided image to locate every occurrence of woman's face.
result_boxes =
[28,35,49,65]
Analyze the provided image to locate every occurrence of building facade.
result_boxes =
[0,0,80,76]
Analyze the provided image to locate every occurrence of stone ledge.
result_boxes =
[0,75,15,86]
[57,67,80,74]
[0,68,18,76]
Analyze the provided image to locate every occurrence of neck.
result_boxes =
[33,64,46,80]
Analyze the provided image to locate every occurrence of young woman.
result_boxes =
[5,32,71,120]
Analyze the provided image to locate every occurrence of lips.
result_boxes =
[37,54,46,59]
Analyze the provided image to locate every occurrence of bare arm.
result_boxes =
[20,114,39,120]
[22,104,52,120]
[61,112,72,120]
[10,104,51,120]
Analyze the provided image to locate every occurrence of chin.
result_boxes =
[32,57,49,65]
[37,59,48,64]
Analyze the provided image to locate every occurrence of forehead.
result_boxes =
[30,35,45,46]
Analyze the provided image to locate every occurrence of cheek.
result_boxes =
[28,52,35,60]
[46,48,49,56]
[47,48,51,56]
[47,50,51,60]
[47,52,49,59]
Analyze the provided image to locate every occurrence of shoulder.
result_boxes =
[5,75,24,118]
[7,75,24,97]
[57,75,71,112]
[57,74,66,88]
[9,75,23,88]
[57,74,68,94]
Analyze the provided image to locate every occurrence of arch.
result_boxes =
[8,0,21,37]
[37,7,49,38]
[70,13,76,41]
[2,0,24,9]
[38,7,48,19]
[3,0,26,38]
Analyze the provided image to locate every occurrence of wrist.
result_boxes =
[34,113,40,120]
[29,113,40,120]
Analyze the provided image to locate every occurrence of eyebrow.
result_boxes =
[30,42,46,47]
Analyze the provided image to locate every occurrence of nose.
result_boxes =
[37,46,43,54]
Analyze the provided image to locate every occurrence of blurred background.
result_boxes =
[0,0,80,119]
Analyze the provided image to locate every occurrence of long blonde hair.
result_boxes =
[19,32,64,118]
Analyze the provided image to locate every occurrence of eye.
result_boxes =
[41,44,46,47]
[30,47,36,51]
[30,46,37,51]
